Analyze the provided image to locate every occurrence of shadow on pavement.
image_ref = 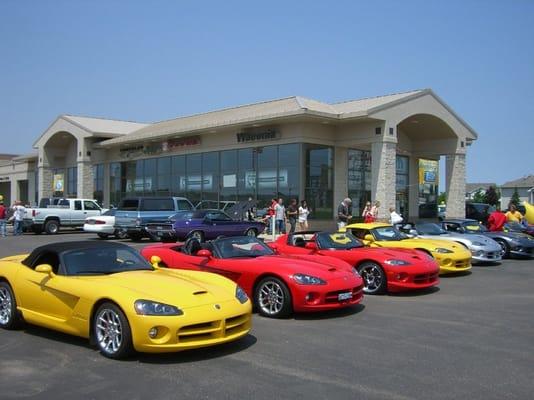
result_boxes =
[389,286,441,297]
[292,303,365,321]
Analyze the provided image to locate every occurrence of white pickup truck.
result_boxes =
[28,198,107,234]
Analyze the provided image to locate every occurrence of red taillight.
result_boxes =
[94,220,106,225]
[32,210,36,217]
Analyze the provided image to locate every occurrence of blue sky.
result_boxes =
[1,0,533,187]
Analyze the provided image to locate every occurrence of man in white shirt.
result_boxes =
[389,207,403,226]
[12,201,26,236]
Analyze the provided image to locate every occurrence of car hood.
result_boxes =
[255,255,356,279]
[418,233,498,246]
[378,238,463,251]
[484,231,534,243]
[79,269,236,308]
[348,246,433,260]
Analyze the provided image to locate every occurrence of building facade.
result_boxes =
[0,89,478,220]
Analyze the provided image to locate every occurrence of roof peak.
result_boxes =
[332,89,427,105]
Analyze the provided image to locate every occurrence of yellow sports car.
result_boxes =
[0,241,252,359]
[341,223,472,274]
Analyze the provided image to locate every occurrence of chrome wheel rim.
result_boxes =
[246,229,256,237]
[258,281,284,315]
[360,265,383,293]
[48,223,58,233]
[95,309,123,355]
[0,287,13,325]
[498,242,506,257]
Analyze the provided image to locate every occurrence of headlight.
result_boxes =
[293,273,326,285]
[471,241,484,246]
[134,300,183,316]
[235,286,249,304]
[385,259,411,266]
[434,248,453,254]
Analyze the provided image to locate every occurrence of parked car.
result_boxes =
[466,202,492,223]
[83,208,126,239]
[141,236,364,318]
[504,221,534,237]
[399,222,502,264]
[271,231,440,294]
[195,200,237,212]
[114,197,194,241]
[441,219,534,259]
[146,209,265,243]
[28,198,106,234]
[0,241,251,358]
[418,203,437,219]
[341,222,472,275]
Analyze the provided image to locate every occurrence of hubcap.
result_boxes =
[96,309,123,354]
[360,265,382,293]
[258,281,284,315]
[498,242,506,257]
[0,287,12,325]
[246,229,256,237]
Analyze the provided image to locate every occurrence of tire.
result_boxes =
[495,239,510,258]
[128,233,143,242]
[245,228,257,237]
[93,303,133,359]
[188,230,204,242]
[255,277,292,318]
[44,219,60,235]
[357,262,387,295]
[0,282,23,330]
[114,230,128,240]
[97,233,110,239]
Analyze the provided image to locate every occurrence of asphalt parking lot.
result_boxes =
[0,231,533,400]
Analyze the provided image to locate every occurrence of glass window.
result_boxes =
[119,198,139,211]
[221,150,238,202]
[144,158,157,195]
[202,152,219,202]
[110,163,122,207]
[348,149,371,219]
[305,144,333,219]
[157,157,171,194]
[171,155,186,196]
[93,164,104,204]
[67,167,77,197]
[84,200,100,211]
[177,199,194,211]
[257,146,278,206]
[185,154,202,204]
[141,198,174,211]
[238,148,255,202]
[74,200,82,210]
[278,144,300,203]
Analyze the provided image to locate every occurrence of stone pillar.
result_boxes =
[408,156,419,219]
[333,146,348,218]
[445,153,466,218]
[371,141,396,221]
[77,161,94,199]
[38,166,54,200]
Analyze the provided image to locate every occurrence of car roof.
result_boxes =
[346,222,391,229]
[23,241,132,266]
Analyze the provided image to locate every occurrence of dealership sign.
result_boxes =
[119,136,201,159]
[236,128,279,143]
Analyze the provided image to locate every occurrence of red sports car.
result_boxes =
[271,231,440,294]
[140,236,364,318]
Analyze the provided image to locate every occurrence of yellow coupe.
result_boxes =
[0,241,252,359]
[341,223,472,274]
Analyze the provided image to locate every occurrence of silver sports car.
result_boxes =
[401,222,502,263]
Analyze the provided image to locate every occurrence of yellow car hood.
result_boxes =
[78,269,236,309]
[385,238,462,250]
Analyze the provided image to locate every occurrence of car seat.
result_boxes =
[294,237,306,248]
[184,238,202,256]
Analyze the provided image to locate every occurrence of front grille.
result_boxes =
[324,285,363,304]
[484,252,500,259]
[413,273,439,284]
[455,259,470,268]
[176,314,248,343]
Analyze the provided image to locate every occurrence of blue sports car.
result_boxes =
[145,209,266,242]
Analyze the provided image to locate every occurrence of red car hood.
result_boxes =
[253,255,356,280]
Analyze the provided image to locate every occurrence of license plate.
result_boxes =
[338,292,352,301]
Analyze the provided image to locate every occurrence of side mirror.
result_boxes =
[409,229,418,237]
[305,242,318,250]
[150,255,162,268]
[197,249,212,258]
[35,264,54,276]
[364,234,375,242]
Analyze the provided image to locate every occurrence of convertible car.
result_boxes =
[504,222,534,238]
[0,241,251,359]
[341,223,472,275]
[140,236,364,318]
[441,219,534,258]
[399,222,502,264]
[271,231,439,294]
[145,209,265,242]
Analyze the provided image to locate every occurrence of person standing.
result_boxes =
[505,204,523,223]
[274,198,286,234]
[362,201,373,223]
[0,201,7,237]
[12,201,26,236]
[389,207,403,225]
[298,200,311,230]
[370,201,381,221]
[286,198,298,234]
[487,206,507,232]
[337,198,352,230]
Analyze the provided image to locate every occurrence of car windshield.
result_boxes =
[505,222,523,230]
[63,247,152,275]
[213,237,274,259]
[102,209,115,216]
[462,222,489,233]
[316,232,363,250]
[169,211,195,222]
[373,226,408,241]
[416,223,448,235]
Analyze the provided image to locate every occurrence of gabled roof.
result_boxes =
[466,183,496,193]
[98,89,477,147]
[62,115,148,136]
[501,175,534,188]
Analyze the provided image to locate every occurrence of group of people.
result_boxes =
[0,200,27,237]
[337,198,386,230]
[487,204,529,231]
[265,198,312,234]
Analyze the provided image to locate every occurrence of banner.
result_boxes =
[53,174,64,192]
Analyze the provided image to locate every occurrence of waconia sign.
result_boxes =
[236,128,279,143]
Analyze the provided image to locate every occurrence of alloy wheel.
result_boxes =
[95,308,123,355]
[258,281,284,315]
[0,287,12,325]
[360,264,383,293]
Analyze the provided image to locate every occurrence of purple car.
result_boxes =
[145,209,265,242]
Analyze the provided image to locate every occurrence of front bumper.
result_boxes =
[291,276,364,312]
[434,254,472,275]
[386,265,440,292]
[510,244,534,258]
[145,227,177,241]
[470,246,502,263]
[130,301,252,353]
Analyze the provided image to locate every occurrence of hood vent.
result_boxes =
[193,290,208,295]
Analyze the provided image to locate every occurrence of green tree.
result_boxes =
[438,192,447,204]
[484,186,500,206]
[472,189,486,203]
[510,187,521,207]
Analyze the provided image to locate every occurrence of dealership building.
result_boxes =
[0,89,478,220]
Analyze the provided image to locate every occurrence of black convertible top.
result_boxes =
[22,241,131,267]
